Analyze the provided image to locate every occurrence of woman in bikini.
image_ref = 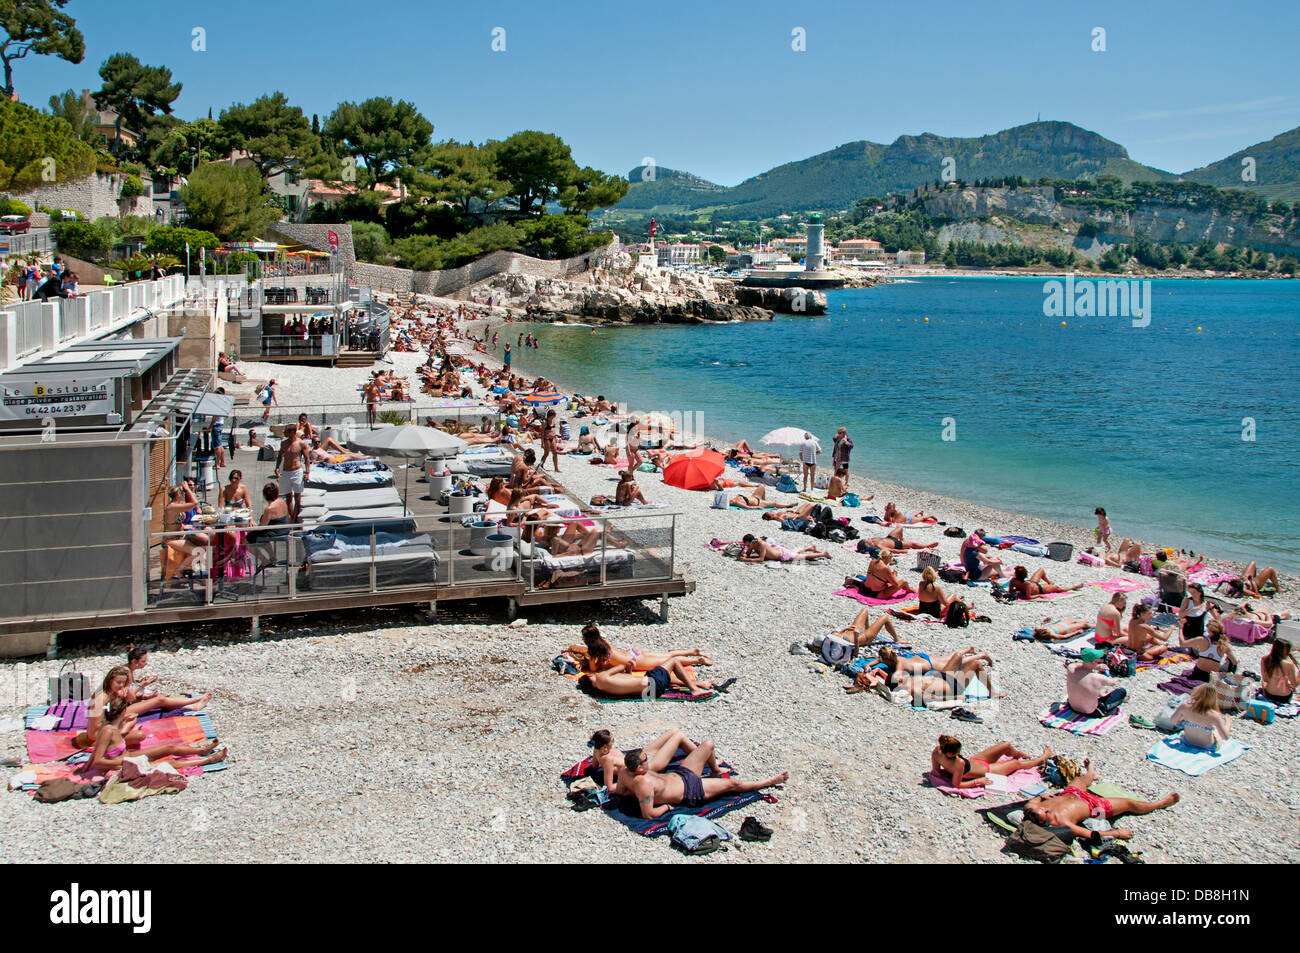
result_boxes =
[219,470,253,509]
[615,471,649,506]
[760,501,817,522]
[71,667,210,753]
[573,623,718,678]
[91,704,226,774]
[1178,618,1237,682]
[1169,684,1232,748]
[1261,639,1299,705]
[845,549,913,599]
[848,644,996,694]
[881,502,933,525]
[729,486,780,510]
[831,606,903,650]
[1236,561,1281,598]
[1113,603,1173,660]
[1031,618,1093,640]
[1009,565,1084,599]
[740,535,831,563]
[1086,539,1142,568]
[931,734,1051,790]
[915,566,955,619]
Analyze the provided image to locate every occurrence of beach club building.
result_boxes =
[0,271,688,657]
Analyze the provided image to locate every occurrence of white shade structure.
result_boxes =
[347,425,470,509]
[760,427,819,448]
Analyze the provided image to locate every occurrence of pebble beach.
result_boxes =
[3,304,1298,864]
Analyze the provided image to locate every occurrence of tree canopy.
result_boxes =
[92,52,181,157]
[0,97,95,190]
[178,162,279,240]
[323,97,432,188]
[0,0,84,98]
[219,92,319,178]
[46,88,101,145]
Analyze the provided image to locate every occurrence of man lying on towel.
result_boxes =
[1024,758,1179,842]
[616,740,788,820]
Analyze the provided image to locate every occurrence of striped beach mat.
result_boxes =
[1147,735,1248,776]
[1039,702,1124,735]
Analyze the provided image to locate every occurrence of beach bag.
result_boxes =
[1046,541,1074,562]
[1211,672,1251,713]
[813,472,830,490]
[761,471,781,486]
[824,526,849,544]
[842,492,861,508]
[721,543,744,558]
[1105,649,1136,678]
[1004,820,1073,863]
[1245,698,1276,725]
[915,551,941,573]
[1077,550,1104,567]
[48,663,90,705]
[775,475,799,494]
[820,634,856,665]
[669,814,730,855]
[711,491,728,510]
[1224,618,1272,645]
[944,601,970,628]
[780,517,810,533]
[939,567,966,583]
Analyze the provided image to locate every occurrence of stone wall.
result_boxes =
[8,171,153,221]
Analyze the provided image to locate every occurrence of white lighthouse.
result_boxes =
[804,213,826,273]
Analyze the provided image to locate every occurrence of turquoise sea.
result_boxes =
[502,277,1300,573]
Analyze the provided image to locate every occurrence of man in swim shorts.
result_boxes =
[619,742,789,820]
[274,424,311,524]
[1024,758,1179,841]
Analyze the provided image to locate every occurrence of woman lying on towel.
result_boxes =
[572,622,715,675]
[729,485,782,510]
[844,549,913,598]
[881,502,934,525]
[1024,759,1180,841]
[1008,565,1084,599]
[91,703,226,773]
[1031,618,1094,640]
[586,728,722,795]
[726,442,782,466]
[931,734,1052,789]
[847,645,996,695]
[1111,603,1174,660]
[894,659,1008,703]
[760,501,817,522]
[740,534,831,563]
[72,667,211,753]
[1084,539,1142,568]
[831,606,903,650]
[862,529,938,552]
[535,519,627,557]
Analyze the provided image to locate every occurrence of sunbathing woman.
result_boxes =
[1031,618,1094,640]
[727,442,781,465]
[844,548,913,599]
[1170,683,1232,749]
[615,471,650,506]
[1227,603,1292,623]
[573,622,715,674]
[831,605,902,649]
[91,704,226,773]
[538,520,609,557]
[1177,618,1237,682]
[881,502,933,525]
[863,529,939,552]
[71,667,210,752]
[893,652,1008,702]
[1261,639,1299,705]
[730,485,782,509]
[1009,565,1084,599]
[761,501,818,522]
[848,644,995,694]
[915,566,956,619]
[740,534,831,563]
[577,657,715,698]
[1085,539,1142,568]
[931,735,1052,790]
[1113,603,1174,661]
[1237,561,1281,598]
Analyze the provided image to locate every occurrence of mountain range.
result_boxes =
[614,121,1300,218]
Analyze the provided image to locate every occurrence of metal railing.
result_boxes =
[0,230,53,258]
[146,507,677,609]
[259,334,341,358]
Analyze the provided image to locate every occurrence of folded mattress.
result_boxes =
[318,485,403,510]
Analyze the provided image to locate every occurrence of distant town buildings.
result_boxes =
[834,238,886,261]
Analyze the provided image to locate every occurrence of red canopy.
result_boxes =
[662,448,724,491]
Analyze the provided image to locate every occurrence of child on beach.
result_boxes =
[1094,507,1112,552]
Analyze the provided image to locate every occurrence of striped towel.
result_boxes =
[1039,702,1124,735]
[1147,735,1249,776]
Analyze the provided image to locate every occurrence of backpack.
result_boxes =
[1004,819,1074,863]
[842,493,861,507]
[820,634,856,665]
[775,475,799,493]
[944,601,970,628]
[668,814,730,855]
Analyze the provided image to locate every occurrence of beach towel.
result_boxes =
[834,587,912,606]
[25,711,216,769]
[1133,648,1193,673]
[924,757,1044,799]
[1002,586,1082,603]
[1039,702,1124,736]
[1189,568,1236,586]
[1088,576,1152,594]
[907,675,1001,711]
[1146,735,1249,776]
[1157,669,1204,696]
[978,781,1136,834]
[560,751,769,837]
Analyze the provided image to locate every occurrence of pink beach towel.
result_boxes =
[925,758,1043,799]
[1088,576,1151,594]
[834,587,913,606]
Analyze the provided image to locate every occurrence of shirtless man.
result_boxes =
[1095,593,1128,644]
[618,741,788,820]
[760,501,818,522]
[863,531,939,551]
[274,424,311,524]
[1024,758,1179,841]
[362,376,382,427]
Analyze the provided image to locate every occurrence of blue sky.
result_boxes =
[12,0,1300,185]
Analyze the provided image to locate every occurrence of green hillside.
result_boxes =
[615,121,1178,218]
[1181,127,1300,203]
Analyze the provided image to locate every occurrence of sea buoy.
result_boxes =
[1061,321,1067,327]
[1197,326,1202,332]
[924,316,929,323]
